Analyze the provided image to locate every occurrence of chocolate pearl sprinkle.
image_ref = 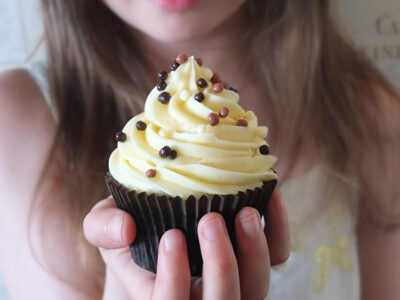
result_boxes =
[194,92,205,102]
[208,113,220,126]
[195,57,203,66]
[158,71,168,81]
[213,83,224,93]
[259,145,270,155]
[197,78,208,88]
[169,150,177,160]
[157,81,167,91]
[135,121,147,131]
[170,60,180,71]
[159,146,171,158]
[236,119,248,127]
[176,54,188,64]
[211,73,220,84]
[158,92,171,104]
[219,107,229,118]
[146,169,157,178]
[271,168,277,174]
[116,132,126,142]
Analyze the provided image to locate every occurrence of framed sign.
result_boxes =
[334,0,400,92]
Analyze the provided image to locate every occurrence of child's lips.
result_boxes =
[149,0,198,11]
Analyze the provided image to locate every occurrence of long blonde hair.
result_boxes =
[34,0,400,296]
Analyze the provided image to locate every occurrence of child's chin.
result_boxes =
[141,23,211,43]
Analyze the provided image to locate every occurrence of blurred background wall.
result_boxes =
[0,0,399,298]
[0,0,44,71]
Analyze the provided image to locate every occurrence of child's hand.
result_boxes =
[83,192,290,300]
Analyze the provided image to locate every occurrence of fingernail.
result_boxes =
[105,213,123,242]
[239,213,261,237]
[163,231,183,252]
[202,216,225,242]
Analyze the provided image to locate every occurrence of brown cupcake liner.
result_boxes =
[105,173,277,276]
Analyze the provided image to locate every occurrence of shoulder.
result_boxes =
[0,68,54,142]
[0,68,56,200]
[356,85,400,297]
[0,70,94,298]
[0,68,60,237]
[0,67,56,240]
[0,68,54,138]
[355,84,400,296]
[0,68,52,123]
[356,83,400,229]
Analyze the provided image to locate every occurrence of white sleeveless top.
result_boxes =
[25,62,361,300]
[26,61,56,119]
[268,164,360,300]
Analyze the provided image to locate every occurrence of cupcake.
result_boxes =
[106,54,277,276]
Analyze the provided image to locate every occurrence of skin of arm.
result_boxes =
[358,215,400,300]
[356,88,400,300]
[0,70,95,300]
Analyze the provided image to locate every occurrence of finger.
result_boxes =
[190,277,203,300]
[88,198,155,299]
[235,207,270,300]
[264,191,291,265]
[83,197,136,249]
[91,196,116,211]
[199,213,240,300]
[100,247,155,299]
[152,230,191,300]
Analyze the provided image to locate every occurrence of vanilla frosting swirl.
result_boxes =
[109,56,277,198]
